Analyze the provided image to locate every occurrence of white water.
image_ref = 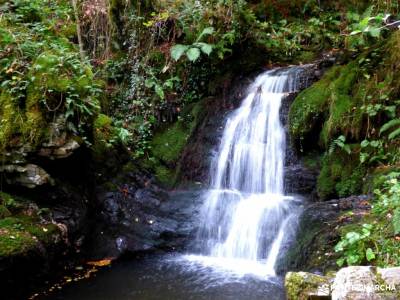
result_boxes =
[187,68,304,277]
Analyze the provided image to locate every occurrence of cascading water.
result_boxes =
[186,67,304,277]
[45,68,309,300]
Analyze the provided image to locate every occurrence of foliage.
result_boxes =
[170,27,214,62]
[335,223,375,266]
[291,29,400,199]
[0,0,103,150]
[107,0,370,157]
[329,135,351,155]
[335,172,400,267]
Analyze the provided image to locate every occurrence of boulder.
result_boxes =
[332,266,380,300]
[285,271,331,300]
[378,267,400,290]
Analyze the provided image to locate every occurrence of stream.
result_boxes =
[44,254,285,300]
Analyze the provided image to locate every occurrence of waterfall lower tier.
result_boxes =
[189,67,305,277]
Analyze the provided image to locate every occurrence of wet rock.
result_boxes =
[89,169,202,259]
[285,271,331,300]
[284,165,318,195]
[283,195,371,273]
[0,164,52,188]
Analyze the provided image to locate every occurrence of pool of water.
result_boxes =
[43,254,286,300]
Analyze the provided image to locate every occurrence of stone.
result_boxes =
[331,266,395,300]
[285,271,331,300]
[378,267,400,290]
[39,139,80,159]
[0,164,52,188]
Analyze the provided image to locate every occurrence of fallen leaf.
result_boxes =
[86,258,113,267]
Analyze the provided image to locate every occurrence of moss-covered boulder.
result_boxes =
[285,271,331,300]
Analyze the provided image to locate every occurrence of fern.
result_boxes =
[380,119,400,134]
[388,127,400,140]
[329,135,351,154]
[393,208,400,235]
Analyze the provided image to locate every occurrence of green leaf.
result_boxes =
[170,44,188,61]
[360,152,369,163]
[347,254,360,265]
[343,145,351,155]
[368,27,381,38]
[337,258,345,267]
[366,248,375,261]
[197,42,213,55]
[361,140,369,148]
[155,85,165,100]
[350,30,362,36]
[197,27,214,41]
[145,79,155,88]
[392,208,400,235]
[389,127,400,140]
[186,47,201,62]
[380,119,400,134]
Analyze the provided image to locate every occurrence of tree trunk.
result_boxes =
[71,0,85,61]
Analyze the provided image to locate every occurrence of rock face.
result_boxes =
[0,116,80,189]
[88,166,202,259]
[285,267,400,300]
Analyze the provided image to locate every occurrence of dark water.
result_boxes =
[44,254,286,300]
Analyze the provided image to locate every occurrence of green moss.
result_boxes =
[0,216,61,257]
[317,150,366,200]
[289,66,340,149]
[149,100,206,187]
[289,61,361,150]
[151,122,190,164]
[294,51,317,64]
[151,100,205,164]
[0,192,23,212]
[92,114,115,158]
[0,205,11,219]
[320,61,360,146]
[285,272,330,300]
[0,92,21,149]
[301,151,322,170]
[154,164,177,187]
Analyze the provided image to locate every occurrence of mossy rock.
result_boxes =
[92,113,120,160]
[289,61,361,150]
[290,31,400,149]
[289,66,339,151]
[0,216,61,257]
[317,150,366,200]
[149,100,206,187]
[285,271,331,300]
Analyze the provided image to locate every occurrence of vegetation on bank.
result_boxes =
[288,3,400,269]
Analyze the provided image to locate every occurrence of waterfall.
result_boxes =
[189,67,304,277]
